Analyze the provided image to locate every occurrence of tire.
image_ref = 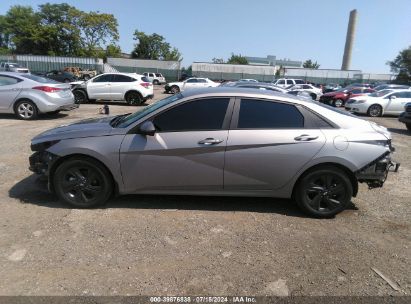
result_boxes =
[53,157,113,208]
[170,85,180,94]
[294,166,353,218]
[125,91,143,105]
[367,104,383,117]
[406,123,411,131]
[73,90,88,104]
[153,79,160,85]
[14,99,38,120]
[333,99,344,107]
[310,93,317,100]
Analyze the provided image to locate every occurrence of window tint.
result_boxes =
[391,91,411,98]
[155,73,162,77]
[113,74,135,82]
[294,80,305,84]
[302,85,311,89]
[277,80,285,84]
[141,76,150,82]
[93,74,113,82]
[197,79,207,83]
[0,75,20,86]
[186,78,198,83]
[153,98,230,132]
[351,89,362,94]
[286,80,294,85]
[238,99,304,129]
[149,73,154,77]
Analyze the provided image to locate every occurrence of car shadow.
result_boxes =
[85,101,148,107]
[0,112,69,120]
[7,174,357,218]
[387,127,410,136]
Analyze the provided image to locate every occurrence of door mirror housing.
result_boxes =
[390,95,397,100]
[139,121,156,136]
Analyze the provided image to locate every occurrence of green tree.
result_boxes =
[78,11,119,57]
[212,57,224,64]
[388,46,411,84]
[0,15,10,51]
[303,59,320,69]
[3,5,45,54]
[227,53,248,65]
[37,3,82,56]
[131,30,182,61]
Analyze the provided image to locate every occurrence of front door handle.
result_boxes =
[198,138,223,145]
[294,134,319,141]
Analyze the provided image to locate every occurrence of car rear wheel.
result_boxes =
[406,123,411,131]
[53,157,113,208]
[333,99,344,107]
[170,86,180,94]
[367,104,383,117]
[73,90,88,104]
[153,80,160,85]
[14,100,38,120]
[294,167,353,218]
[125,91,143,105]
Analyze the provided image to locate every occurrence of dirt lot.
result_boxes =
[0,85,410,296]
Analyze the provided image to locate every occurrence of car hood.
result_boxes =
[31,116,123,144]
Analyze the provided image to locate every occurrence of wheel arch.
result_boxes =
[72,88,89,99]
[13,97,38,111]
[49,153,119,196]
[291,162,358,199]
[367,103,384,116]
[124,89,143,100]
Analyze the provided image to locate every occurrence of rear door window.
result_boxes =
[237,99,304,129]
[286,80,294,85]
[93,74,113,82]
[0,75,20,86]
[155,73,162,77]
[113,74,135,82]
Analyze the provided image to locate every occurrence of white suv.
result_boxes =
[143,72,166,85]
[72,73,153,105]
[273,78,305,88]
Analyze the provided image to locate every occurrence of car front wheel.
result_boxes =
[367,104,383,117]
[406,123,411,131]
[170,86,180,94]
[294,166,353,218]
[14,100,38,120]
[333,99,344,107]
[53,157,113,208]
[73,90,88,104]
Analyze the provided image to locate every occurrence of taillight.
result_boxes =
[140,82,152,88]
[32,86,62,93]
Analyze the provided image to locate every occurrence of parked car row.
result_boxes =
[164,77,219,94]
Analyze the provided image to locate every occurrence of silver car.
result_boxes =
[0,72,78,120]
[29,88,398,218]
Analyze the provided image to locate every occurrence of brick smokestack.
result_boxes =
[341,9,358,70]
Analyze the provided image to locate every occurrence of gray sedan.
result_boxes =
[0,72,78,120]
[29,88,398,218]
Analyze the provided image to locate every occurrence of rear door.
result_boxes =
[0,75,23,112]
[224,98,326,191]
[111,74,136,100]
[87,74,113,100]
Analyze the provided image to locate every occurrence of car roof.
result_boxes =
[0,71,28,77]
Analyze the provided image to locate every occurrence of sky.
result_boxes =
[1,0,410,73]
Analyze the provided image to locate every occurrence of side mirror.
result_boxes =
[139,121,156,136]
[390,95,397,100]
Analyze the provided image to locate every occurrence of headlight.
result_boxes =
[31,140,60,151]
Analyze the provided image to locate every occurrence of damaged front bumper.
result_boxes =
[29,150,58,176]
[356,150,400,189]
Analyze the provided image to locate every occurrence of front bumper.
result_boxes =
[29,151,58,176]
[345,103,367,113]
[356,151,400,189]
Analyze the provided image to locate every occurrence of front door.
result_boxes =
[182,78,198,90]
[0,75,23,111]
[87,74,113,100]
[119,97,233,193]
[224,98,326,190]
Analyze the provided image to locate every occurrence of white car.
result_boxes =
[165,77,219,94]
[273,78,305,88]
[71,73,154,105]
[143,72,166,85]
[0,62,30,73]
[345,89,411,117]
[238,79,258,83]
[286,84,323,100]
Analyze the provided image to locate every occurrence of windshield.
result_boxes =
[8,63,21,68]
[21,73,59,84]
[369,89,392,97]
[117,93,184,128]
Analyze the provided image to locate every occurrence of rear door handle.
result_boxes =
[198,138,223,145]
[294,134,319,141]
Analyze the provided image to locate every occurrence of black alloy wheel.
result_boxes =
[295,167,352,218]
[125,91,142,105]
[53,158,113,208]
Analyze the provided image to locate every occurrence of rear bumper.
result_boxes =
[356,151,400,189]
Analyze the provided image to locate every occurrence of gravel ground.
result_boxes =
[0,86,409,296]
